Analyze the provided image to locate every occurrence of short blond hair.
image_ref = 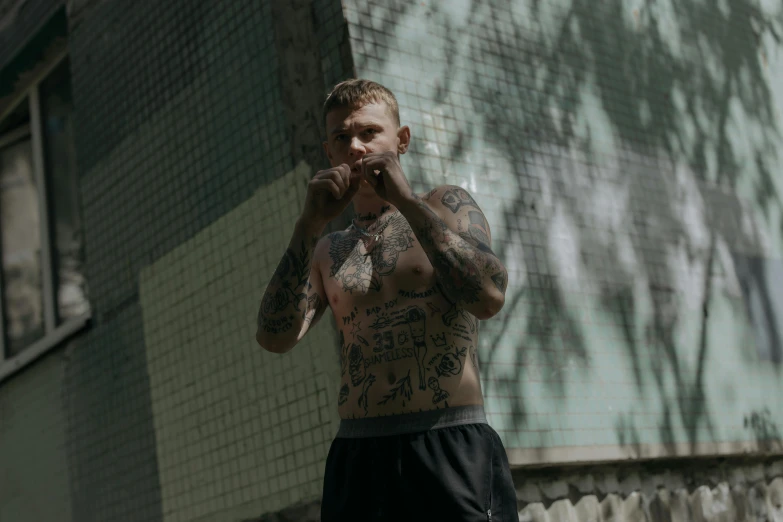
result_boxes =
[323,79,400,126]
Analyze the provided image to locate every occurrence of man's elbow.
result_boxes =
[473,290,505,320]
[255,331,294,354]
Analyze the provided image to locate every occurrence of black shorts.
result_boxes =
[321,406,517,521]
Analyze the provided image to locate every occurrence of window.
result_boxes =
[0,55,89,375]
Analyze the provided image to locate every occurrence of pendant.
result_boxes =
[363,233,382,253]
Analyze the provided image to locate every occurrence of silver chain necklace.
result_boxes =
[350,211,398,250]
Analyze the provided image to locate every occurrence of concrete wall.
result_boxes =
[341,0,783,462]
[0,4,73,522]
[0,347,74,522]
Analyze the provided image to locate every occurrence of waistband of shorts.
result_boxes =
[336,405,487,438]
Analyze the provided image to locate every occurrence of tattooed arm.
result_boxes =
[256,220,329,353]
[398,185,508,319]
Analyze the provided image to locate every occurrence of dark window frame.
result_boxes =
[0,50,90,383]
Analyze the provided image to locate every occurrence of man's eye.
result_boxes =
[336,134,349,142]
[365,129,377,135]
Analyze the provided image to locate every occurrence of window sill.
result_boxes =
[0,312,91,384]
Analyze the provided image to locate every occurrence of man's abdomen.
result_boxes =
[336,299,484,418]
[338,359,484,418]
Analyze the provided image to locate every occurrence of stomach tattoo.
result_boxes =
[337,301,480,416]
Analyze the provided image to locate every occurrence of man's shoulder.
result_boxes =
[418,184,452,202]
[320,226,354,246]
[313,227,354,263]
[418,184,480,213]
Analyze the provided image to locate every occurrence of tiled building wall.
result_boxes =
[137,162,342,521]
[341,0,783,461]
[63,0,351,520]
[0,0,354,518]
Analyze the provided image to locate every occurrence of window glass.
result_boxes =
[40,59,89,321]
[0,135,45,356]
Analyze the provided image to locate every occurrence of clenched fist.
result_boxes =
[302,164,361,226]
[360,151,415,207]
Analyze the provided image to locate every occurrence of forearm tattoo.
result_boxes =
[257,235,324,336]
[407,190,508,306]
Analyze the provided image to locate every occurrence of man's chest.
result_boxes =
[320,219,437,310]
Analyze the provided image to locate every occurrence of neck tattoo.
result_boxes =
[350,210,398,252]
[355,212,377,222]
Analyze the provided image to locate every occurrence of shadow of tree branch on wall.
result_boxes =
[743,408,783,452]
[352,0,783,452]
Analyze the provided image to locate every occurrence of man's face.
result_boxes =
[323,102,409,190]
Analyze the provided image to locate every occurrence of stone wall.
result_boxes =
[252,458,783,522]
[515,458,783,522]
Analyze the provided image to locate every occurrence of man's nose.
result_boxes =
[349,137,366,155]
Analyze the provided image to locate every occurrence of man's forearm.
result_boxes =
[397,196,507,319]
[256,220,324,352]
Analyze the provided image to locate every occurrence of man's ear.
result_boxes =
[323,141,332,163]
[397,125,411,154]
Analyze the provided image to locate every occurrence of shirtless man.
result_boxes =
[256,79,517,521]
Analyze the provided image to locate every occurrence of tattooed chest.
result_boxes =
[325,217,432,297]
